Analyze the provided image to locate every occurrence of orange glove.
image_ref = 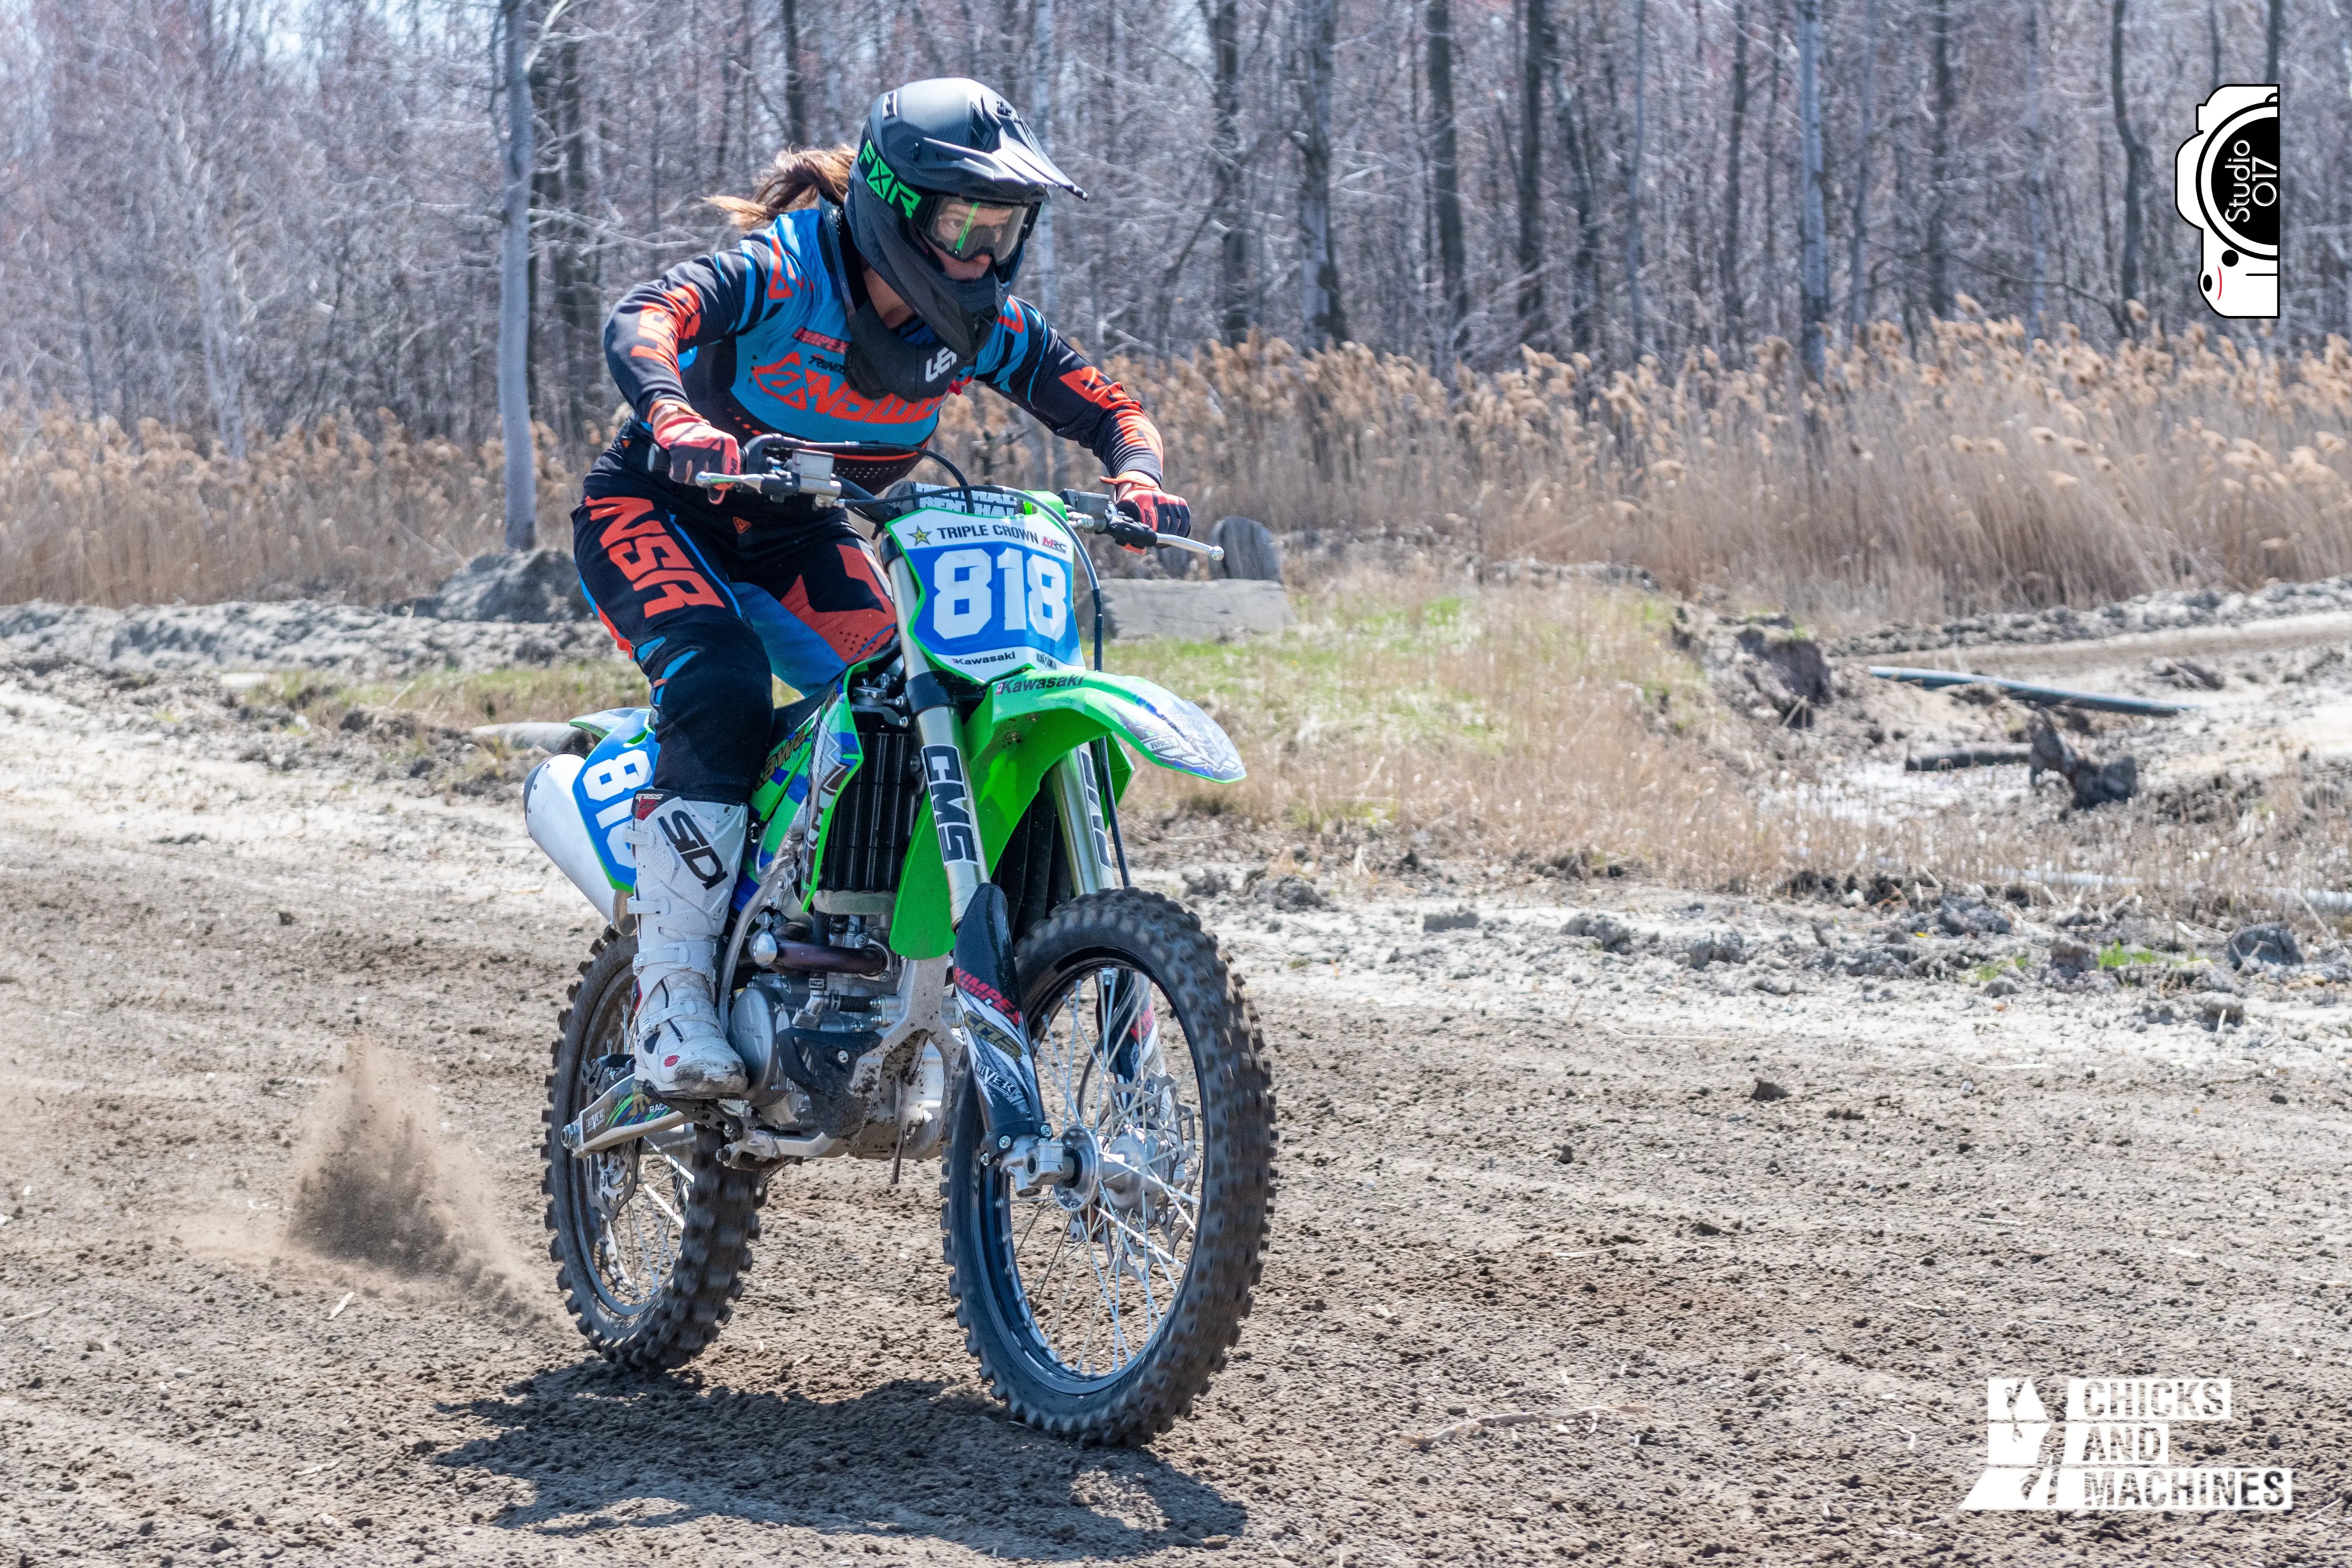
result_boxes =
[648,398,740,485]
[1106,472,1192,544]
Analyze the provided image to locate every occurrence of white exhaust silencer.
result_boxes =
[525,754,629,922]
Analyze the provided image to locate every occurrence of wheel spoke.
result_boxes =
[999,956,1206,1383]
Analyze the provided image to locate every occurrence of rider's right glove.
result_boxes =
[648,398,740,485]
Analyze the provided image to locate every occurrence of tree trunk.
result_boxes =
[1926,0,1956,318]
[1293,0,1348,347]
[1426,0,1470,363]
[1795,0,1829,381]
[1845,0,1882,341]
[1550,43,1603,358]
[1624,0,1649,360]
[1515,0,1549,348]
[2025,0,2049,342]
[780,0,807,145]
[2110,0,2148,334]
[1721,0,1750,347]
[1762,8,1784,340]
[498,0,537,551]
[1206,0,1247,345]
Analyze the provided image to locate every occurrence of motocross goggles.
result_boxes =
[917,193,1034,263]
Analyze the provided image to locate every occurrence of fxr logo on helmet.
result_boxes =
[857,142,922,222]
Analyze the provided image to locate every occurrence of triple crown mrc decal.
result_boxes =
[2176,85,2279,319]
[1961,1378,2291,1512]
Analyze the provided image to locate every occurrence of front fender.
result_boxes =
[886,672,1244,958]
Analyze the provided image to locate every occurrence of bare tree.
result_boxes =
[1844,0,1882,340]
[498,0,537,549]
[2110,0,2149,332]
[1624,0,1649,359]
[1426,0,1469,363]
[1926,0,1957,319]
[2025,0,2049,341]
[1291,0,1347,347]
[1794,0,1829,381]
[1206,0,1247,346]
[1514,0,1549,348]
[1721,0,1752,346]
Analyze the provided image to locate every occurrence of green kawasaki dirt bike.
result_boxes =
[523,436,1275,1442]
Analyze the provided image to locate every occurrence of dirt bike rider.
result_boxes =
[576,78,1191,1102]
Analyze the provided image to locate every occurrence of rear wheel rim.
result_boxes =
[991,957,1204,1383]
[570,975,686,1322]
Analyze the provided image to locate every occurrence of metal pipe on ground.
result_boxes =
[1866,666,2194,717]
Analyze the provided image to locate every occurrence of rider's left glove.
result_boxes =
[648,397,741,486]
[1107,474,1192,545]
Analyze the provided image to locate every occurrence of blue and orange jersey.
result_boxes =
[604,204,1165,487]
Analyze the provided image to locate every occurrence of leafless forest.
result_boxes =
[2,0,2351,613]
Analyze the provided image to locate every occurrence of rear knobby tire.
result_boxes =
[942,889,1277,1443]
[542,927,763,1370]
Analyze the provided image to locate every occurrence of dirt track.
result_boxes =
[3,662,2350,1568]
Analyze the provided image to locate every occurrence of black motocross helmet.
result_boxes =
[843,79,1085,362]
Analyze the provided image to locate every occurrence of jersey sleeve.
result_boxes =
[973,299,1166,486]
[604,217,814,422]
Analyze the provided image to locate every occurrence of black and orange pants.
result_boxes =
[572,431,897,804]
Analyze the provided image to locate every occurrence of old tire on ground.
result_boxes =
[942,888,1277,1443]
[1209,517,1283,582]
[542,927,763,1369]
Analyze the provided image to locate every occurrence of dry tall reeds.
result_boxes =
[0,406,586,606]
[938,318,2352,626]
[9,320,2351,623]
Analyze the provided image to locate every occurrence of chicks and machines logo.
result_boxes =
[1962,1378,2291,1512]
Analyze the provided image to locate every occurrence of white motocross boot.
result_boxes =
[628,792,750,1100]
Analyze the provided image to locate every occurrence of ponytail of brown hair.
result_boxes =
[707,145,858,230]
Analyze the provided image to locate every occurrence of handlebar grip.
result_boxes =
[1105,518,1159,550]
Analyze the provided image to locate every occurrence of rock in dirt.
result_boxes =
[2151,656,2226,690]
[1937,895,2014,937]
[1254,873,1326,912]
[1682,931,1748,969]
[1677,610,1835,727]
[1182,868,1232,898]
[2027,715,2137,808]
[1751,1078,1790,1102]
[2049,936,2099,978]
[2225,923,2303,970]
[1423,906,1480,933]
[398,549,590,623]
[2194,991,2248,1025]
[1564,912,1639,953]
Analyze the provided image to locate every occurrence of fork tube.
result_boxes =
[1049,751,1115,896]
[887,557,988,926]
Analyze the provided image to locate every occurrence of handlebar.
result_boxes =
[679,460,1221,563]
[1056,490,1224,561]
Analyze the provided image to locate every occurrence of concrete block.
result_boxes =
[1075,579,1295,642]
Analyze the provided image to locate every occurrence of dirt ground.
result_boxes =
[2,654,2349,1568]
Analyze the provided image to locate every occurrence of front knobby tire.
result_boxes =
[942,889,1277,1443]
[542,927,763,1369]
